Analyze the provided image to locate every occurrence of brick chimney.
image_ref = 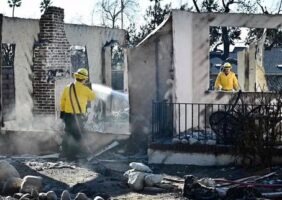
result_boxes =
[33,7,71,115]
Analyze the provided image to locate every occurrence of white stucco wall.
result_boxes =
[148,148,282,166]
[128,18,173,137]
[173,11,282,104]
[64,24,126,84]
[172,11,193,104]
[2,17,39,125]
[169,11,282,132]
[148,149,234,166]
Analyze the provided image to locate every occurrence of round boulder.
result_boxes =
[74,192,88,200]
[60,190,71,200]
[20,176,43,193]
[0,160,20,182]
[46,191,57,200]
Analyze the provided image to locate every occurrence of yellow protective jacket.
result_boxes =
[60,81,96,114]
[214,71,239,91]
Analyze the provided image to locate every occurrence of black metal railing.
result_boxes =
[152,101,282,145]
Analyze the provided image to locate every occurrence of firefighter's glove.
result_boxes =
[60,111,65,120]
[85,81,92,90]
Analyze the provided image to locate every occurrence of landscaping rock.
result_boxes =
[189,137,198,144]
[74,192,88,200]
[13,193,24,199]
[60,190,71,200]
[19,193,31,200]
[31,189,39,199]
[144,174,163,186]
[127,171,146,191]
[20,175,43,193]
[93,196,104,200]
[172,138,180,144]
[2,177,23,195]
[0,161,20,182]
[181,139,189,144]
[6,196,17,200]
[129,162,152,173]
[39,192,47,200]
[46,191,57,200]
[123,169,135,179]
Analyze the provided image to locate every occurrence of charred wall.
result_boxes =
[1,7,126,129]
[128,17,173,141]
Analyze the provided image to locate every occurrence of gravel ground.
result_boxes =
[4,151,274,200]
[8,157,184,200]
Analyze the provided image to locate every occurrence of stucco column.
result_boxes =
[123,48,128,92]
[105,47,112,87]
[237,50,247,91]
[248,45,256,92]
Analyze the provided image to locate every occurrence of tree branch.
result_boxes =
[101,2,114,19]
[278,0,282,14]
[192,0,200,12]
[257,1,265,13]
[213,42,223,52]
[223,0,235,13]
[222,0,226,8]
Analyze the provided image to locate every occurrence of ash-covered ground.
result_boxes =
[3,145,273,200]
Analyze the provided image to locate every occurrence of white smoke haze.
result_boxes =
[2,105,63,155]
[1,83,130,156]
[1,115,62,155]
[85,84,130,134]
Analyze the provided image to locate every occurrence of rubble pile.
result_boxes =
[172,130,216,145]
[183,170,282,200]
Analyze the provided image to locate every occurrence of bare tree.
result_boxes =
[278,0,282,14]
[7,0,22,18]
[40,0,53,13]
[95,0,138,28]
[192,0,258,60]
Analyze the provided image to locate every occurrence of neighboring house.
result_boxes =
[210,47,282,91]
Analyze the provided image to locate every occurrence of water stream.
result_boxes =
[84,84,129,134]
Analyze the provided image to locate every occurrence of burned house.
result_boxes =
[128,11,282,166]
[0,7,129,154]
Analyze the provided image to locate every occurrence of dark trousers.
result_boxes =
[62,113,85,160]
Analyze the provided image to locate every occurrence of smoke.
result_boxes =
[2,105,63,155]
[1,83,131,155]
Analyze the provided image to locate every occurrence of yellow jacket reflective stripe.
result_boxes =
[60,81,96,114]
[214,71,239,91]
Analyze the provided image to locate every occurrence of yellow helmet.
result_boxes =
[223,62,232,69]
[74,68,88,80]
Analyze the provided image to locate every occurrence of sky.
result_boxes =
[0,0,280,28]
[0,0,186,27]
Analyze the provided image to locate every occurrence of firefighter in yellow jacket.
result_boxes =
[60,68,96,160]
[214,62,239,91]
